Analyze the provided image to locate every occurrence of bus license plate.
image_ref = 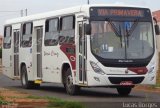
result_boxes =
[120,81,133,86]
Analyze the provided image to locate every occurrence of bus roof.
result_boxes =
[5,4,148,25]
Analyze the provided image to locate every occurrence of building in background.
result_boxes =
[153,10,160,22]
[0,35,3,48]
[153,10,160,52]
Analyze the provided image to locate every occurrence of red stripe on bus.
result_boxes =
[60,44,76,70]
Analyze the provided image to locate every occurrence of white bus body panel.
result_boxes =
[19,48,32,80]
[42,46,63,83]
[3,23,21,79]
[2,48,12,78]
[31,20,45,81]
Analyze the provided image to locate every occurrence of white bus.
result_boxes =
[2,4,160,96]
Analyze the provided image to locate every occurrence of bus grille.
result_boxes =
[108,77,145,84]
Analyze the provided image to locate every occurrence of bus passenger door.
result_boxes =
[13,30,20,78]
[77,22,87,85]
[33,27,43,79]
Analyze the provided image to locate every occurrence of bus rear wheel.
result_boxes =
[117,87,132,96]
[65,68,80,95]
[21,65,40,89]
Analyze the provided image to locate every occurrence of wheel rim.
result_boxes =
[66,75,73,92]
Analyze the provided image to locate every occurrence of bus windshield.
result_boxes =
[90,20,154,60]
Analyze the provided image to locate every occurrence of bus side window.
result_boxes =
[21,22,33,47]
[3,26,12,49]
[59,15,75,44]
[45,18,59,46]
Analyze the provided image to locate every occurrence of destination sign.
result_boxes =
[90,7,150,18]
[97,9,144,17]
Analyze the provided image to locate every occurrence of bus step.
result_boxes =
[34,79,42,84]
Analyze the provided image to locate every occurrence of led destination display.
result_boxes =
[97,9,144,17]
[90,7,151,19]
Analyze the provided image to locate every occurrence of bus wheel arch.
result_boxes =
[20,62,39,89]
[20,62,26,76]
[61,63,70,85]
[61,63,80,95]
[20,63,31,89]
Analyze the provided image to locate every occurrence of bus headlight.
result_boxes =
[148,66,154,74]
[90,61,105,75]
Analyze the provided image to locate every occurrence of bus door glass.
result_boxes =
[78,22,87,84]
[36,27,43,78]
[13,29,20,77]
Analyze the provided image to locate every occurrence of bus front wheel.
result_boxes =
[117,87,132,96]
[65,68,80,95]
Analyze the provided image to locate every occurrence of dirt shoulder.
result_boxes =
[134,69,160,93]
[0,88,48,108]
[0,88,84,108]
[134,85,160,93]
[0,63,48,107]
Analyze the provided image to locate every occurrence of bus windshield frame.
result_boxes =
[89,7,154,67]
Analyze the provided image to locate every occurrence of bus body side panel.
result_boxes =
[42,46,63,83]
[19,48,33,80]
[19,22,33,81]
[3,23,21,79]
[42,40,73,83]
[141,48,158,85]
[41,17,63,83]
[42,16,78,84]
[59,45,76,84]
[32,20,45,81]
[2,48,13,79]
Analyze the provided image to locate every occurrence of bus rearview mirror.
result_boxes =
[85,24,91,35]
[155,25,160,35]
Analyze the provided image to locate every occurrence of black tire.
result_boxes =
[117,87,132,96]
[21,65,40,89]
[65,68,80,95]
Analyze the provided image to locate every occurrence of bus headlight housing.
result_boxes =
[90,61,105,75]
[148,66,154,74]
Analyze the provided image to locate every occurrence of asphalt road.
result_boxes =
[0,73,160,108]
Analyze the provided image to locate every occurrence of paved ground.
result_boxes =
[0,73,160,108]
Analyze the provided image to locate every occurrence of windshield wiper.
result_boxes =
[106,18,122,37]
[127,18,140,36]
[106,18,124,48]
[124,18,140,49]
[119,25,123,47]
[125,25,130,47]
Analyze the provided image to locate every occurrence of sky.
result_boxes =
[0,0,160,35]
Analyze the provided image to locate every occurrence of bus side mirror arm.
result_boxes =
[153,17,160,35]
[84,24,91,35]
